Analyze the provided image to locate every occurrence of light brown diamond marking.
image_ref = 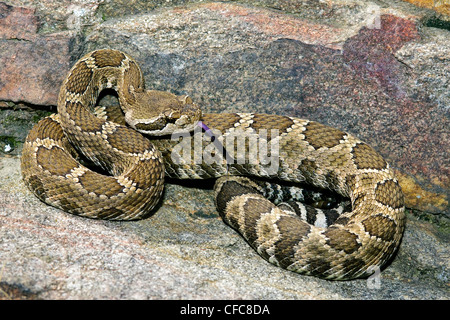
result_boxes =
[65,61,93,94]
[303,121,345,149]
[92,49,126,68]
[351,143,387,170]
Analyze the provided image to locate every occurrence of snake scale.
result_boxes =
[21,49,406,280]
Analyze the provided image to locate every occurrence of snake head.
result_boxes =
[125,90,202,136]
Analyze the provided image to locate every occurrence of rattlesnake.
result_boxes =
[21,49,406,280]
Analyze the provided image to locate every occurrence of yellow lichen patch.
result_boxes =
[402,0,450,16]
[395,170,448,213]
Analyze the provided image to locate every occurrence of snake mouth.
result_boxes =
[134,118,170,131]
[133,112,201,136]
[134,112,199,132]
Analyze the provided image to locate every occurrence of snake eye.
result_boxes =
[163,109,181,120]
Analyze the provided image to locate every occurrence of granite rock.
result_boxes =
[0,0,448,300]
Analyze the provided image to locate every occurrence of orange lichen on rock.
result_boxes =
[396,170,449,213]
[402,0,450,17]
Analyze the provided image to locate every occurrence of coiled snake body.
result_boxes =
[21,49,406,280]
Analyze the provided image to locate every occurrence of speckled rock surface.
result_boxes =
[0,0,448,300]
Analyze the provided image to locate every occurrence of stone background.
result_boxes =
[0,0,448,299]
